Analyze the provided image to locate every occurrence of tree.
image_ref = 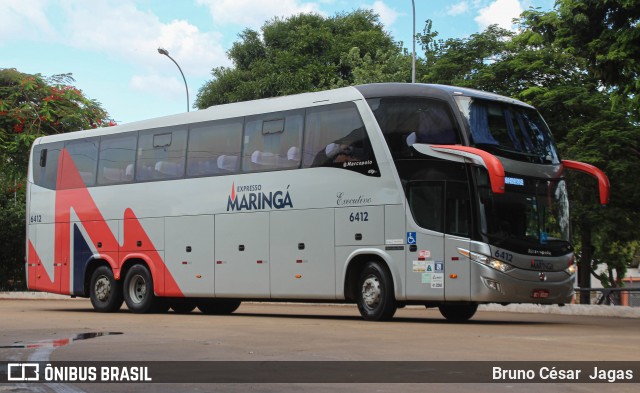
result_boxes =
[0,68,114,289]
[418,22,514,88]
[418,6,640,301]
[0,69,114,183]
[546,0,640,118]
[515,6,640,300]
[196,10,406,107]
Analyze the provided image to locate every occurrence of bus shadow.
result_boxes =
[45,308,558,326]
[227,312,556,326]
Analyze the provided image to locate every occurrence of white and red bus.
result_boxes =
[26,83,609,321]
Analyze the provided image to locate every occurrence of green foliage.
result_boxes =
[0,68,114,290]
[196,10,403,107]
[418,2,640,291]
[419,23,514,88]
[0,192,26,290]
[550,0,640,118]
[0,69,114,184]
[335,47,413,86]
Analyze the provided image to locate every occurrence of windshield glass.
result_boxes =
[478,173,570,255]
[455,96,559,164]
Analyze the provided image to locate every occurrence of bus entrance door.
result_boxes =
[444,235,471,301]
[405,225,445,301]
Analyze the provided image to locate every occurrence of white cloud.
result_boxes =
[196,0,323,29]
[130,74,186,98]
[368,1,401,28]
[475,0,523,31]
[0,0,229,76]
[446,1,469,16]
[58,0,229,77]
[0,0,57,43]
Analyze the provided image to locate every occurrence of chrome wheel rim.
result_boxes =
[361,275,381,309]
[94,276,110,302]
[128,274,147,304]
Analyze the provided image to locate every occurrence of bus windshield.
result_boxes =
[455,96,559,164]
[478,175,571,255]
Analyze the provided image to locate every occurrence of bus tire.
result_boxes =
[197,299,241,315]
[356,261,397,321]
[89,266,123,312]
[123,264,161,314]
[170,299,197,314]
[438,304,478,322]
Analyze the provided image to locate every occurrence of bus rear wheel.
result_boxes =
[89,266,123,312]
[123,264,167,313]
[437,304,478,322]
[197,299,241,315]
[356,261,397,321]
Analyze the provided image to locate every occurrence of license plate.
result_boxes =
[532,289,550,299]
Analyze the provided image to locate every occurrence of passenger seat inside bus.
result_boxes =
[217,155,238,172]
[155,161,182,177]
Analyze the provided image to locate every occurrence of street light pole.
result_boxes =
[411,0,416,83]
[157,47,189,112]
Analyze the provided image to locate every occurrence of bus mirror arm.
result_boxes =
[412,144,505,194]
[562,160,610,206]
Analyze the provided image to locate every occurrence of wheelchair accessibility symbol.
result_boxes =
[406,232,416,245]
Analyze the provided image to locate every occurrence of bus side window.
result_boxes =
[97,133,137,185]
[136,128,188,181]
[187,119,243,176]
[242,110,303,172]
[32,143,63,190]
[303,102,373,168]
[367,98,460,159]
[60,138,99,189]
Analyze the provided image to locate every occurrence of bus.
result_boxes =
[25,83,609,321]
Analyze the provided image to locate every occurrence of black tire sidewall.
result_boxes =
[170,299,197,314]
[356,261,396,321]
[89,266,123,312]
[123,265,154,313]
[438,304,478,322]
[197,299,241,315]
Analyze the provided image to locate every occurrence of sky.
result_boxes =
[1,0,554,124]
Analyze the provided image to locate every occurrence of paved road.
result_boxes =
[1,299,638,392]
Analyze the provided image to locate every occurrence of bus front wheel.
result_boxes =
[437,304,478,322]
[89,266,123,312]
[123,264,167,313]
[356,261,397,321]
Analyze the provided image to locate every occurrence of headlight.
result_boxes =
[458,248,514,273]
[564,264,576,275]
[564,254,576,275]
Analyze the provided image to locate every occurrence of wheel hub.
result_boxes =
[94,276,110,301]
[361,275,381,308]
[129,275,147,304]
